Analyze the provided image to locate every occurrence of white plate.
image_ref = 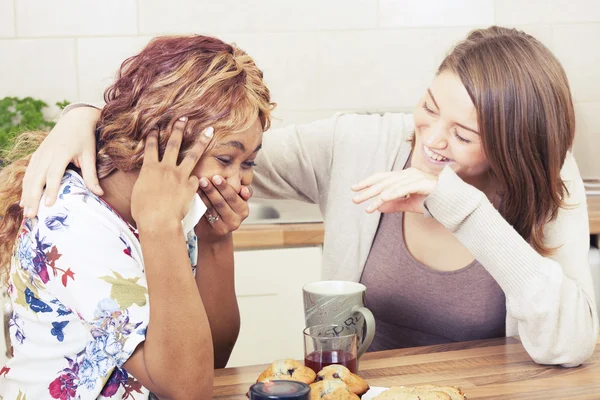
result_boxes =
[362,386,389,400]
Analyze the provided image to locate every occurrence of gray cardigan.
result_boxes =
[252,112,599,367]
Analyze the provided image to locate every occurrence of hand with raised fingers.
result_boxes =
[131,118,214,230]
[20,106,102,218]
[195,176,252,243]
[351,167,438,214]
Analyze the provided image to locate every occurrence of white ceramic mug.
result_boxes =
[303,281,375,357]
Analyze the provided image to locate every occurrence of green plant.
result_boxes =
[0,96,70,155]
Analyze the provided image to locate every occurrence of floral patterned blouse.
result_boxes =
[0,170,203,400]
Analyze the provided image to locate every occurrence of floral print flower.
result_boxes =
[48,355,80,400]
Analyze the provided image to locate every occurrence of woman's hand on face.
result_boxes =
[196,177,252,243]
[20,106,102,218]
[352,167,438,214]
[131,118,213,230]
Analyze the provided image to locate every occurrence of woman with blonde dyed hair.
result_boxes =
[0,35,274,399]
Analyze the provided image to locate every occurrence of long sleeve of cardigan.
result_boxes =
[424,159,599,367]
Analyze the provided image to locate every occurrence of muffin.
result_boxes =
[315,365,369,396]
[257,360,317,385]
[309,380,360,400]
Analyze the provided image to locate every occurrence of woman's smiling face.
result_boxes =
[411,71,490,186]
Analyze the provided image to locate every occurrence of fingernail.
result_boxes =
[204,127,214,138]
[200,178,209,188]
[45,198,52,206]
[23,207,31,217]
[212,175,223,185]
[19,199,23,207]
[95,184,103,192]
[241,187,249,197]
[178,116,188,122]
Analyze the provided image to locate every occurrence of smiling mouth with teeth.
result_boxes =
[424,145,451,162]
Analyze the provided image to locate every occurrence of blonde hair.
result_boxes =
[97,35,274,177]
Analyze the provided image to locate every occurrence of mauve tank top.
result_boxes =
[360,209,506,351]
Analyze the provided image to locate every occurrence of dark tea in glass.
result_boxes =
[304,349,357,373]
[303,325,359,374]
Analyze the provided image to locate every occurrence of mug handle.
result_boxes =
[353,306,375,357]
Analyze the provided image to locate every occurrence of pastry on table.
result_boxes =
[309,380,360,400]
[315,365,369,396]
[257,359,317,385]
[373,385,466,400]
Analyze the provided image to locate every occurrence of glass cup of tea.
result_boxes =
[303,324,358,374]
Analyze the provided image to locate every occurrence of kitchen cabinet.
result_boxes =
[227,246,323,367]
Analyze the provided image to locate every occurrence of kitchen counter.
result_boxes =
[233,223,324,249]
[233,196,600,249]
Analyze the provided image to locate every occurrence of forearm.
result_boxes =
[195,232,240,368]
[425,167,599,366]
[139,221,214,395]
[444,194,596,364]
[61,103,101,129]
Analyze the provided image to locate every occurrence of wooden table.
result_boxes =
[213,337,600,399]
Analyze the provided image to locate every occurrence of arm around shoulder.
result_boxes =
[252,115,339,203]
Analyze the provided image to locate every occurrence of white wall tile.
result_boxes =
[77,37,151,104]
[0,39,77,111]
[315,28,478,110]
[139,0,377,35]
[430,26,483,66]
[573,102,600,179]
[77,33,321,110]
[16,0,137,37]
[0,0,15,37]
[219,32,320,111]
[268,109,340,130]
[380,0,494,28]
[553,24,600,102]
[495,0,600,24]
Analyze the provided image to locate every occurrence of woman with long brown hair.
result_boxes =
[0,35,274,399]
[17,27,599,367]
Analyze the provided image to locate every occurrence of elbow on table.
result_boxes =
[147,355,215,400]
[215,336,239,369]
[529,330,598,367]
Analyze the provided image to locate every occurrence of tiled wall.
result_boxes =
[0,0,599,177]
